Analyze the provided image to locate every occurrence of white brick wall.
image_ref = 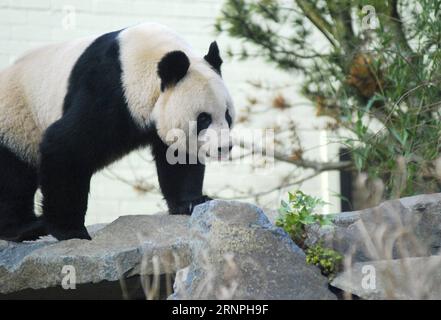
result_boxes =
[0,0,341,224]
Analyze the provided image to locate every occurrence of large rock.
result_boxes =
[305,193,441,263]
[0,215,191,294]
[331,256,441,299]
[171,200,336,300]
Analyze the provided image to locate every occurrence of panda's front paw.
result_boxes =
[0,218,48,242]
[47,224,92,241]
[168,195,212,215]
[15,219,48,242]
[192,195,212,206]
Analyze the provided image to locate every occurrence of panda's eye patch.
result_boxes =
[226,109,232,128]
[197,112,212,134]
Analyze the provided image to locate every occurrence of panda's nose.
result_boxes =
[218,144,233,154]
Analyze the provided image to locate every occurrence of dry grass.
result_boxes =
[341,203,441,300]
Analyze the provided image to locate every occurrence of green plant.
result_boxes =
[276,190,331,248]
[217,0,441,204]
[306,243,343,278]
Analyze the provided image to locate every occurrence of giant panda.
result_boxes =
[0,22,235,242]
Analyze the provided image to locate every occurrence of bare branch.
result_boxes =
[237,139,353,172]
[217,171,322,200]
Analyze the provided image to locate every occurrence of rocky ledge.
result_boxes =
[305,193,441,299]
[1,193,441,300]
[0,200,334,299]
[0,214,191,296]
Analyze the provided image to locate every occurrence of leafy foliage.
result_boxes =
[217,0,441,202]
[306,243,343,278]
[276,191,341,278]
[276,190,331,248]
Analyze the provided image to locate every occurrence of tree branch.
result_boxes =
[237,140,353,172]
[325,0,356,55]
[295,0,338,48]
[218,171,322,200]
[378,0,414,55]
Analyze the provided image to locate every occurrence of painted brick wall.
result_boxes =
[0,0,340,224]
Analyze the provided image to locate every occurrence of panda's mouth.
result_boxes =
[205,151,221,161]
[205,149,231,161]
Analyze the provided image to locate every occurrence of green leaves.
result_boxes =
[218,0,441,200]
[306,243,343,278]
[276,190,331,248]
[277,191,342,278]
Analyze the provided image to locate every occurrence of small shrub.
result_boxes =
[306,243,343,278]
[276,190,331,248]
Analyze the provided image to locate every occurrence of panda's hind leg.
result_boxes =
[0,144,47,241]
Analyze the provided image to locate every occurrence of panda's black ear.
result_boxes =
[204,41,222,75]
[157,50,190,91]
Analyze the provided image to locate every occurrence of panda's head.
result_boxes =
[152,42,235,161]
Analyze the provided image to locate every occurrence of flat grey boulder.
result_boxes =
[305,193,441,263]
[0,215,191,294]
[171,200,336,300]
[331,256,441,299]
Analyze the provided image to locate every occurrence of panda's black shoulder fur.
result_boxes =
[59,29,155,169]
[63,30,123,115]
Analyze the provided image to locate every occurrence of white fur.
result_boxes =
[0,36,95,163]
[118,23,194,127]
[122,24,236,156]
[0,22,235,164]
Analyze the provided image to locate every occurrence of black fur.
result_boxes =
[0,145,47,241]
[151,133,209,214]
[226,109,232,128]
[196,112,212,135]
[0,30,211,241]
[204,41,223,75]
[157,50,190,91]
